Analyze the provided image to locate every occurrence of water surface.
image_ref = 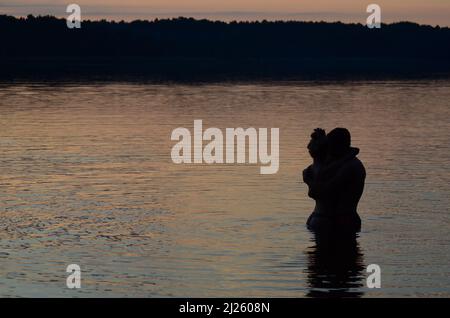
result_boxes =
[0,81,449,297]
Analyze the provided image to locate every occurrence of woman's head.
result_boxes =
[307,128,328,162]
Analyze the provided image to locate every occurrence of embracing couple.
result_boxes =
[303,128,366,233]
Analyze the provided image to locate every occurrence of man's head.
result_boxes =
[327,127,351,157]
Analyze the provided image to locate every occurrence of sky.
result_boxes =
[1,0,449,26]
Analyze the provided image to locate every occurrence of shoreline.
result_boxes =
[2,57,450,81]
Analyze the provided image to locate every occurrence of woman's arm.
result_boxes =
[302,165,314,186]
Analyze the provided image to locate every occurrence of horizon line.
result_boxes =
[3,13,449,29]
[1,5,449,27]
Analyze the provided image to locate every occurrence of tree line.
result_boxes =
[1,14,449,59]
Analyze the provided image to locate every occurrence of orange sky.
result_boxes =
[2,0,449,26]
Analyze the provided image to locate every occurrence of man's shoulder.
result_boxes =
[341,156,365,173]
[351,156,366,175]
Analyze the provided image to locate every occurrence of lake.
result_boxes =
[0,80,449,297]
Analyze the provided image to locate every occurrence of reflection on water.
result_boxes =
[0,80,449,297]
[306,232,365,298]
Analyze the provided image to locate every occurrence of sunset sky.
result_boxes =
[1,0,449,26]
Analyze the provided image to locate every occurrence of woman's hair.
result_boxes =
[307,128,327,163]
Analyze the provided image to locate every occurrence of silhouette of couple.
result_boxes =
[303,128,366,233]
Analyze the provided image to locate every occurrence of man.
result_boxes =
[303,128,366,233]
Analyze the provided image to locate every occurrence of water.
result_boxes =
[0,81,449,297]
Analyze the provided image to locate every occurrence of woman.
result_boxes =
[303,128,335,231]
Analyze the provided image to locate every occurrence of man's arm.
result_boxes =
[309,162,356,199]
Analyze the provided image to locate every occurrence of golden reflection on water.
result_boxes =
[0,81,449,297]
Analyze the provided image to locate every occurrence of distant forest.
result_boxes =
[1,14,450,79]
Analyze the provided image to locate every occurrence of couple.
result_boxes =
[303,128,366,233]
